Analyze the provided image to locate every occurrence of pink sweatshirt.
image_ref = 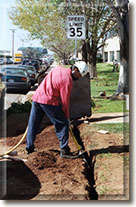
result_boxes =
[32,66,73,119]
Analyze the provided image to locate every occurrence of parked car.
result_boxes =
[19,65,38,86]
[5,58,14,64]
[0,58,4,65]
[45,54,54,65]
[40,55,54,67]
[39,57,49,66]
[21,59,41,71]
[0,58,14,65]
[0,65,31,92]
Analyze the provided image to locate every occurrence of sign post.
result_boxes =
[67,15,86,60]
[75,39,77,61]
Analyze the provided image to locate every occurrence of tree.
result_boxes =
[63,0,116,77]
[9,0,75,63]
[9,0,116,74]
[104,0,129,94]
[20,47,43,59]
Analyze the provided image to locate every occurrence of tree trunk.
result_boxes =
[88,63,97,79]
[104,0,129,94]
[116,2,129,94]
[117,60,129,94]
[82,41,97,78]
[116,30,129,93]
[89,49,97,78]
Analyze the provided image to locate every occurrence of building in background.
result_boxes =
[0,50,11,57]
[103,35,120,64]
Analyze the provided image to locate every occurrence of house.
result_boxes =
[0,50,11,57]
[103,35,120,63]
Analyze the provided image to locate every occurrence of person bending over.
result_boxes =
[26,61,88,158]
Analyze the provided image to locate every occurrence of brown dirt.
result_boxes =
[0,113,129,200]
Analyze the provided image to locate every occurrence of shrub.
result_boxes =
[7,101,32,114]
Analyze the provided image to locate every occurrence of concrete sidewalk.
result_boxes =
[11,91,129,125]
[88,112,129,124]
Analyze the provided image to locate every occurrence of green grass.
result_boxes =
[91,63,125,113]
[92,122,129,144]
[92,123,129,137]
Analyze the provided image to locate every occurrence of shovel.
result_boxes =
[69,125,91,169]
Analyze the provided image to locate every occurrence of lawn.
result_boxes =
[91,63,125,113]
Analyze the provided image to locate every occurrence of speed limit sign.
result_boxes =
[67,15,86,39]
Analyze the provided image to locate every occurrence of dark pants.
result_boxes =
[26,101,69,151]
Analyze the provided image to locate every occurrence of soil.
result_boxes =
[0,112,129,200]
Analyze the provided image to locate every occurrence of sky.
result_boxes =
[0,0,42,53]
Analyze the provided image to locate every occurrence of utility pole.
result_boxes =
[10,29,17,59]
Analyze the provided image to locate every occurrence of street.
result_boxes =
[4,92,27,110]
[4,61,57,110]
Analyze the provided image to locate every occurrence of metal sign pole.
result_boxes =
[75,38,77,61]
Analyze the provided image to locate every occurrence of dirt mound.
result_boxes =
[7,113,29,137]
[5,135,25,146]
[32,151,57,169]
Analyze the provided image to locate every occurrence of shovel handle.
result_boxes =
[69,126,82,151]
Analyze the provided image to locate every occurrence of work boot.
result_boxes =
[60,146,78,159]
[26,147,37,154]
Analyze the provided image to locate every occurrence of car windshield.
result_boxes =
[2,68,27,76]
[23,60,37,64]
[19,65,36,73]
[23,60,29,64]
[27,69,34,73]
[25,66,35,72]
